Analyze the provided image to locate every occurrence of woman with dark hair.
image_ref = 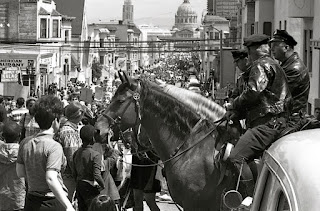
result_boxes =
[16,95,74,211]
[88,194,117,211]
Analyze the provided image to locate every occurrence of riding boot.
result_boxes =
[229,161,255,198]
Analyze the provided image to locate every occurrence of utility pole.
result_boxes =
[219,29,223,88]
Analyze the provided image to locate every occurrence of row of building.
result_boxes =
[199,0,320,113]
[0,0,207,96]
[1,0,319,113]
[236,0,319,113]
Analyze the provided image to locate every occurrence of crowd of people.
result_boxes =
[0,74,164,211]
[1,28,319,211]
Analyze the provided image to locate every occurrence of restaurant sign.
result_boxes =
[0,59,35,68]
[1,67,20,82]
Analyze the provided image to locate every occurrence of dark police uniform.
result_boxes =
[230,49,249,100]
[227,34,292,186]
[270,29,310,115]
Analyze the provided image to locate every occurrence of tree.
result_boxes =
[92,61,103,82]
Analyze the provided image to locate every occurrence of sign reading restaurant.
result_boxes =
[0,59,35,68]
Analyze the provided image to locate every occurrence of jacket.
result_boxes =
[281,52,310,114]
[72,145,105,189]
[232,55,292,127]
[0,141,25,210]
[230,72,249,99]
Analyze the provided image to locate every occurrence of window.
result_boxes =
[284,20,287,30]
[279,21,282,30]
[304,29,313,72]
[277,191,290,211]
[250,23,254,35]
[40,18,47,38]
[100,39,104,48]
[263,22,272,36]
[65,30,69,43]
[100,56,104,64]
[215,32,220,40]
[52,20,59,38]
[209,32,214,39]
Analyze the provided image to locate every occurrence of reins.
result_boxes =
[100,80,227,168]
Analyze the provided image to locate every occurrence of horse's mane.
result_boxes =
[140,79,201,139]
[157,82,226,123]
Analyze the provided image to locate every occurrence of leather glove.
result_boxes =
[224,110,237,121]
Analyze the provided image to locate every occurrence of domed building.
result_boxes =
[172,0,200,38]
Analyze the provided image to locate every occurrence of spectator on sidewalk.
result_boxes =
[8,97,28,123]
[58,101,84,200]
[16,95,74,211]
[19,97,40,140]
[0,121,25,211]
[0,95,7,123]
[72,125,105,211]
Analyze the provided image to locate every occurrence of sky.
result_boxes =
[86,0,207,28]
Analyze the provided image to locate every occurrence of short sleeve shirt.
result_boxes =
[17,130,67,195]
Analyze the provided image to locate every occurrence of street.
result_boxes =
[127,201,182,211]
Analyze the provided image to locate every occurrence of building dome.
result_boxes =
[176,0,197,16]
[173,0,198,31]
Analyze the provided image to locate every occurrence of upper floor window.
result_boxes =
[65,30,69,43]
[100,38,104,48]
[52,20,59,38]
[215,32,220,40]
[40,18,47,38]
[263,22,272,37]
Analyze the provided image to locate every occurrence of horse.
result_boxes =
[95,73,241,210]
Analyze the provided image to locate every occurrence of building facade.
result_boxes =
[138,24,173,67]
[201,14,230,86]
[123,0,134,25]
[0,0,73,95]
[54,0,89,84]
[237,0,317,113]
[172,0,200,38]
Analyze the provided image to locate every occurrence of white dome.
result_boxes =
[176,0,197,16]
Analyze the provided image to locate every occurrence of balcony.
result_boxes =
[288,0,314,18]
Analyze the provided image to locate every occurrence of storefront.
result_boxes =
[0,55,37,97]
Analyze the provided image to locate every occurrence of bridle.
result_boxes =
[100,81,232,168]
[101,82,143,150]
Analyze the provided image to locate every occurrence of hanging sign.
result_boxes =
[1,67,20,82]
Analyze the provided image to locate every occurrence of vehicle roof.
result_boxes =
[266,129,320,210]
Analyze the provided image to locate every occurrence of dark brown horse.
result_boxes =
[95,74,241,210]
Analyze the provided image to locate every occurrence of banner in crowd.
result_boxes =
[80,87,93,103]
[14,84,29,100]
[95,87,104,101]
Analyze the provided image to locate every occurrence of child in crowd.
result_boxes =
[88,194,117,211]
[0,121,25,211]
[72,125,105,211]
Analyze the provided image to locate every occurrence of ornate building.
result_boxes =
[123,0,134,25]
[172,0,199,38]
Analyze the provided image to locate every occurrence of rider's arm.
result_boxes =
[232,64,272,111]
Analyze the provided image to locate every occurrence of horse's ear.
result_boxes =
[118,71,125,83]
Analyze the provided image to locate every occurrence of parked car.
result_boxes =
[251,129,320,211]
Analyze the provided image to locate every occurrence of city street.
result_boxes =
[127,201,182,211]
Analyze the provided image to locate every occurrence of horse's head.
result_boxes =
[95,71,142,140]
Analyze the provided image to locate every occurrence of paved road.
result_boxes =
[126,201,182,211]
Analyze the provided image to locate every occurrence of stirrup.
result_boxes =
[222,143,234,161]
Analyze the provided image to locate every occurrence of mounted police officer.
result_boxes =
[270,30,310,116]
[229,49,249,100]
[224,34,292,196]
[270,30,320,135]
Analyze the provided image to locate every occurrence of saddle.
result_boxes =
[278,117,320,138]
